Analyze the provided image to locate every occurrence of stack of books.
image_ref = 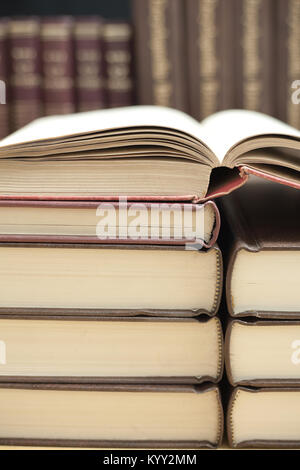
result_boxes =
[0,105,227,448]
[221,178,300,448]
[0,104,299,448]
[0,16,134,138]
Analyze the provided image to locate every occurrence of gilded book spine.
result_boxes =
[74,17,106,112]
[0,18,9,138]
[8,17,42,131]
[41,17,75,116]
[186,0,235,120]
[235,0,274,115]
[277,0,300,129]
[132,0,188,111]
[103,21,134,108]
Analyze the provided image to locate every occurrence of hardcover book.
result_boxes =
[8,17,42,131]
[0,200,220,248]
[0,316,223,384]
[219,176,300,318]
[103,21,134,108]
[132,0,188,111]
[186,0,235,120]
[226,320,300,387]
[0,106,299,201]
[0,383,223,448]
[74,16,106,112]
[41,17,75,116]
[234,0,274,115]
[0,243,222,316]
[228,387,300,448]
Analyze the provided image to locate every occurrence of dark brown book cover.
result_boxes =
[74,16,106,112]
[0,18,9,139]
[103,21,134,108]
[8,17,42,131]
[276,0,300,129]
[0,242,223,318]
[132,0,188,111]
[0,315,224,385]
[218,177,300,318]
[234,0,275,115]
[41,17,75,116]
[186,0,236,120]
[0,383,223,448]
[227,386,300,448]
[225,319,300,387]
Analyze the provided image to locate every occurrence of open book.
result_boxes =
[0,106,299,202]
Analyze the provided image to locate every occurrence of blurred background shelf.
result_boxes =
[0,0,131,18]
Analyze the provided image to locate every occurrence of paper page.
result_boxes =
[0,106,204,147]
[201,109,300,162]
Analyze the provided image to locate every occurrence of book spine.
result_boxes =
[235,0,275,115]
[8,17,42,131]
[132,0,188,111]
[41,17,75,116]
[103,21,134,108]
[74,17,106,112]
[0,18,9,138]
[186,0,235,120]
[276,0,300,129]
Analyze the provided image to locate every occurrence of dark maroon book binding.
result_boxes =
[41,17,75,116]
[103,21,134,108]
[74,16,106,112]
[8,17,42,130]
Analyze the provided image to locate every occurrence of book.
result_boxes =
[132,0,188,111]
[0,383,223,448]
[8,17,42,131]
[0,106,299,202]
[276,0,300,129]
[103,21,134,108]
[234,0,274,115]
[41,17,75,116]
[219,176,300,318]
[0,243,222,316]
[0,200,220,248]
[186,0,235,120]
[0,316,223,384]
[74,16,106,112]
[0,18,9,139]
[226,320,300,387]
[228,387,300,448]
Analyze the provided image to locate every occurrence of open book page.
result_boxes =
[0,106,205,148]
[201,109,300,163]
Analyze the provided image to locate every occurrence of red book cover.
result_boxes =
[41,17,75,116]
[74,16,106,112]
[103,21,134,108]
[8,17,42,131]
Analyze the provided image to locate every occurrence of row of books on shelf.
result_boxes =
[0,16,134,138]
[0,105,299,448]
[132,0,300,129]
[1,0,299,143]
